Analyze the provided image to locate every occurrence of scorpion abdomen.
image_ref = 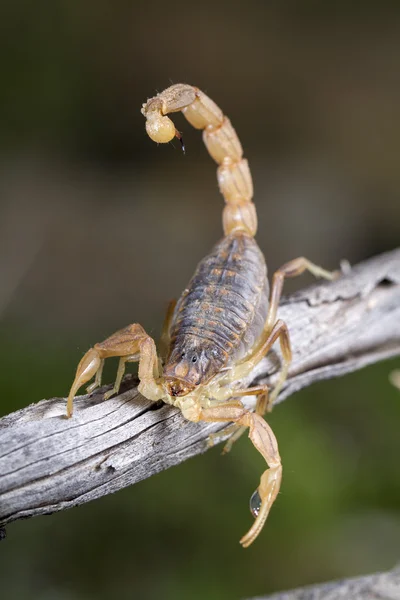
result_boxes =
[164,232,269,387]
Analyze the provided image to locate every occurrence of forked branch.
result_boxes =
[0,249,399,532]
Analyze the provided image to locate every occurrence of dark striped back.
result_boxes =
[167,232,269,380]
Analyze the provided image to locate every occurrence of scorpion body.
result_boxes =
[166,232,269,394]
[67,84,335,547]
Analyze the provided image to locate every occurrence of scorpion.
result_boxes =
[66,83,335,547]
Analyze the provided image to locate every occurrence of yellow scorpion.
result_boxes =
[67,84,335,547]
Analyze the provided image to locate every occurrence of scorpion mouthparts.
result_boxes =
[165,377,195,397]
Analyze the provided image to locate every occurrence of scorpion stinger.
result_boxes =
[67,83,337,547]
[174,129,185,153]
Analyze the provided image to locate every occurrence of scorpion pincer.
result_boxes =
[66,83,336,547]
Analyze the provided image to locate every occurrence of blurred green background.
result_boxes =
[0,1,400,599]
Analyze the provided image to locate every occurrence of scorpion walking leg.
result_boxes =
[67,324,163,417]
[186,404,281,547]
[104,352,140,401]
[215,385,270,454]
[207,396,252,448]
[218,262,335,451]
[266,257,336,332]
[251,319,292,406]
[219,320,290,453]
[248,258,337,406]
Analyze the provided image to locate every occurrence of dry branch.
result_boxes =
[248,565,400,600]
[0,249,399,533]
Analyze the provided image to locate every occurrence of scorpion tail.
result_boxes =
[141,84,257,237]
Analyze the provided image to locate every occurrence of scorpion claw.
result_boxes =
[240,464,282,548]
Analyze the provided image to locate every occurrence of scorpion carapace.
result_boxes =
[67,83,336,547]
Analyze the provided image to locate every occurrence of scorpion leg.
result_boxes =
[266,257,337,332]
[66,324,163,417]
[208,385,270,454]
[249,319,292,407]
[219,262,336,451]
[215,320,290,452]
[229,385,271,416]
[225,259,336,413]
[184,403,281,547]
[243,257,337,407]
[103,352,140,401]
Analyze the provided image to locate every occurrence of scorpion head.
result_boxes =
[163,338,225,397]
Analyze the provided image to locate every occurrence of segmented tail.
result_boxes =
[141,84,257,237]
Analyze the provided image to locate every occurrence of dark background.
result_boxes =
[1,2,399,599]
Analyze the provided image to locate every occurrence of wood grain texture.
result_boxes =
[0,248,399,532]
[248,565,400,600]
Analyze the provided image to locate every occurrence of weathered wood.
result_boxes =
[0,249,399,532]
[248,565,400,600]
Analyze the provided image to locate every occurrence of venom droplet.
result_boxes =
[250,489,261,518]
